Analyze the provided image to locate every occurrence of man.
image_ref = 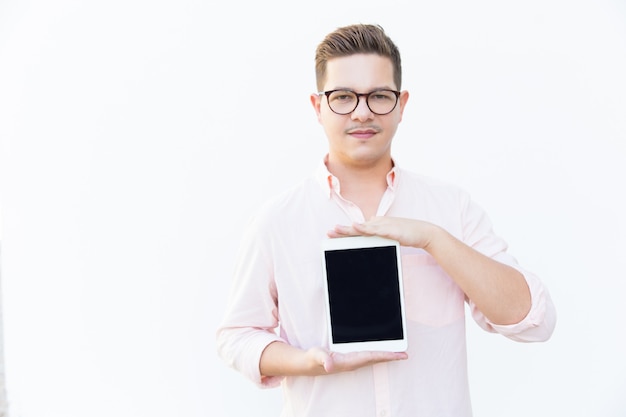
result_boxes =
[217,24,556,416]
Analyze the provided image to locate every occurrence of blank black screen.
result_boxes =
[324,246,403,343]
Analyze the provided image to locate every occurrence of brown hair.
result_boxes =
[314,24,402,91]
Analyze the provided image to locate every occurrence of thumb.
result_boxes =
[320,351,334,373]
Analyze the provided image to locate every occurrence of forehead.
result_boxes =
[324,54,396,91]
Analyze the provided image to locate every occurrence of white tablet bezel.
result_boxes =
[321,236,407,353]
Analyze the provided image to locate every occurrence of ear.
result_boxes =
[310,93,323,124]
[397,90,410,122]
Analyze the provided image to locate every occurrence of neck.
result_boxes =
[326,155,393,210]
[327,154,392,181]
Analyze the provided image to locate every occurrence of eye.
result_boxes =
[369,91,395,102]
[329,91,356,102]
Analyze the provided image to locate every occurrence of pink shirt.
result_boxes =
[217,159,556,417]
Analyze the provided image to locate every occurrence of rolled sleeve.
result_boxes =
[216,326,285,388]
[470,264,557,342]
[215,213,286,388]
[461,192,557,342]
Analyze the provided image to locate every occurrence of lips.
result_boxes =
[347,127,380,139]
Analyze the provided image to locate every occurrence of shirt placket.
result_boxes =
[376,186,395,216]
[373,363,392,417]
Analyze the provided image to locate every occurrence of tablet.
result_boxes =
[321,236,407,353]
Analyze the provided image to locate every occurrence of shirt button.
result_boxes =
[379,411,387,417]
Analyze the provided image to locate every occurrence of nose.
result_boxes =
[351,95,374,122]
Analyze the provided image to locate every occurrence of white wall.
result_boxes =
[1,1,625,416]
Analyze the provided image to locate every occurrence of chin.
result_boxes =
[348,153,389,167]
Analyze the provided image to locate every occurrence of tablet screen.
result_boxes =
[321,236,407,352]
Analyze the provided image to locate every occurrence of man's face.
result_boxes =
[311,53,409,169]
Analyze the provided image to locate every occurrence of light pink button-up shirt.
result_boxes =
[217,159,556,417]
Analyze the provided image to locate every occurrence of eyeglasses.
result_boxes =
[318,89,401,115]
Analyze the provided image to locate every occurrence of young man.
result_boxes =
[217,24,556,416]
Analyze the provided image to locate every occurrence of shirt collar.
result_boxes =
[315,155,399,198]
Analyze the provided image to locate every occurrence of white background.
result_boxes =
[1,1,625,416]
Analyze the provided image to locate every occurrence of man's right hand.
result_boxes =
[308,347,408,374]
[260,341,408,377]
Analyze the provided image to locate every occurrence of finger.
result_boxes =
[322,356,334,373]
[328,224,359,237]
[360,350,407,363]
[351,222,372,235]
[378,351,408,361]
[310,348,334,373]
[326,229,355,238]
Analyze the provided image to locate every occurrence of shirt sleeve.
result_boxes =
[215,214,286,388]
[460,191,557,342]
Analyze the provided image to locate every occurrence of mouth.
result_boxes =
[346,127,380,139]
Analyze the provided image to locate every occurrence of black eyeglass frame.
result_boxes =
[318,89,401,115]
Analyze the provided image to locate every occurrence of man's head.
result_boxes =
[311,24,409,171]
[315,24,402,92]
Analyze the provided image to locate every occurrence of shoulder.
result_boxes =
[261,177,320,212]
[247,176,322,230]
